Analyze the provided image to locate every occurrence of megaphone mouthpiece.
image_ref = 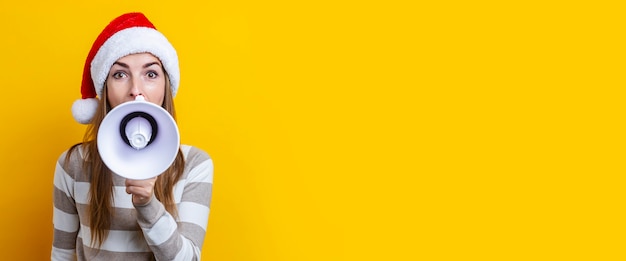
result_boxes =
[125,116,153,149]
[120,112,158,150]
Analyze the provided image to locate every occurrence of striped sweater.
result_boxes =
[52,144,213,260]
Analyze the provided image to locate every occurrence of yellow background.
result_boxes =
[0,0,623,260]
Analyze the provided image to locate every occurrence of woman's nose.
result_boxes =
[130,78,143,97]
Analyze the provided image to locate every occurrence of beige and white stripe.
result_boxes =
[52,144,213,261]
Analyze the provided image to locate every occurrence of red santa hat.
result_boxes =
[71,12,180,124]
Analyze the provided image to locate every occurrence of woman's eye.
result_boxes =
[147,71,158,78]
[112,72,126,79]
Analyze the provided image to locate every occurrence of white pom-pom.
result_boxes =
[71,98,99,124]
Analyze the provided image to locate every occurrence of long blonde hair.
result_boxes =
[66,74,185,247]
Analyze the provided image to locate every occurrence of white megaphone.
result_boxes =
[97,95,180,180]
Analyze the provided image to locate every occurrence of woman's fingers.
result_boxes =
[125,177,157,205]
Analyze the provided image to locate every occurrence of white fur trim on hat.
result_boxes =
[90,27,180,98]
[71,98,99,124]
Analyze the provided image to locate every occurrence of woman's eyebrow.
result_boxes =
[112,61,129,68]
[143,62,161,68]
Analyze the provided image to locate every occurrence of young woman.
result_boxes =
[52,13,213,260]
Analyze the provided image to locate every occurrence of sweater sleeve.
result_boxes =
[51,150,79,261]
[135,149,213,261]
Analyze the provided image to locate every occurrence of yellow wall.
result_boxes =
[0,1,622,260]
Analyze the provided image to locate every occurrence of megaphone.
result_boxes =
[97,95,180,180]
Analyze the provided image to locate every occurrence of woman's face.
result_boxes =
[106,53,166,108]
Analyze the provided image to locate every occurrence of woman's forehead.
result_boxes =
[115,53,162,64]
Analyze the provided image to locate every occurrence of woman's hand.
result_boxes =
[125,177,157,205]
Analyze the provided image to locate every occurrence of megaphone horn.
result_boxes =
[97,95,180,180]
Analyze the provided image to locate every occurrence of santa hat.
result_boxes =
[71,12,180,124]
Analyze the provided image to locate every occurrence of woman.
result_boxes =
[52,12,213,260]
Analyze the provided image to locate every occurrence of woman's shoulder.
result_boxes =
[180,144,213,180]
[56,143,87,179]
[57,143,85,162]
[180,144,211,162]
